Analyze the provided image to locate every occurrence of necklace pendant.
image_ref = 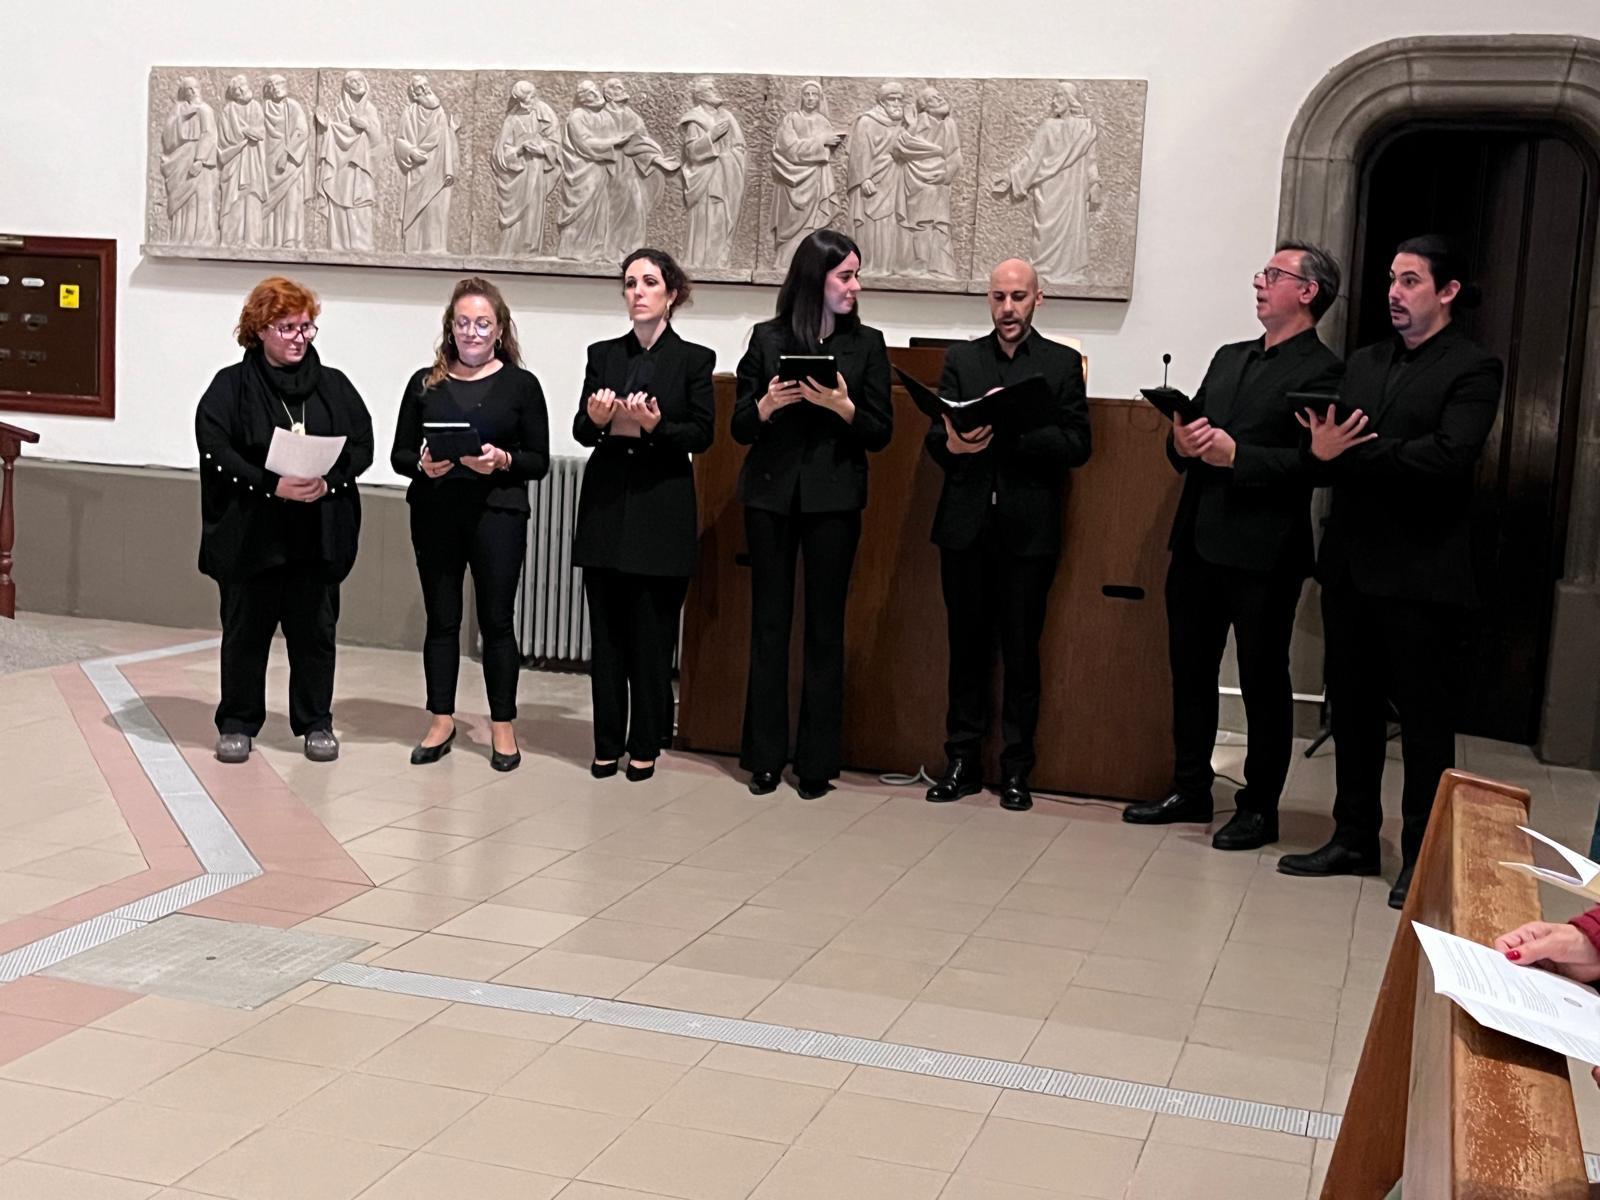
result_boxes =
[291,421,306,436]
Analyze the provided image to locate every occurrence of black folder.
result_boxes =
[1286,390,1360,427]
[778,355,839,386]
[1138,386,1204,424]
[894,368,1056,435]
[422,422,484,463]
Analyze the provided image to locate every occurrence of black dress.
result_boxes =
[194,345,374,737]
[390,363,549,722]
[730,315,892,782]
[572,326,716,761]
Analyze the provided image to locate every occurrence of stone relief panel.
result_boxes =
[146,67,1145,299]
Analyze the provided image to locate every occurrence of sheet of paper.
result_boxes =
[1413,921,1600,1063]
[1498,826,1600,902]
[264,428,346,478]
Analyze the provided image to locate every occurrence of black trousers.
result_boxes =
[216,560,339,737]
[410,502,527,722]
[1323,581,1464,866]
[585,568,688,761]
[1166,545,1304,811]
[741,506,861,781]
[940,539,1058,777]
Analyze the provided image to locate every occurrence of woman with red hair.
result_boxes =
[196,276,373,765]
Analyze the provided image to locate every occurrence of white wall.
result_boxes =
[7,2,1599,485]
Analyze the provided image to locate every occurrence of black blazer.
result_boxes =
[390,364,550,513]
[924,330,1091,557]
[731,317,893,514]
[571,326,716,578]
[1317,324,1502,605]
[195,352,374,584]
[1167,328,1344,575]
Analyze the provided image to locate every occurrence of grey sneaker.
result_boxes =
[216,733,252,763]
[304,729,340,762]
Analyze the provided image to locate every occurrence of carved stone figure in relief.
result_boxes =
[217,75,268,248]
[992,82,1101,284]
[160,76,219,246]
[393,75,460,254]
[556,80,620,261]
[677,76,747,270]
[490,81,560,257]
[602,78,680,261]
[315,71,383,253]
[895,86,963,278]
[261,75,309,249]
[847,81,912,276]
[770,81,843,270]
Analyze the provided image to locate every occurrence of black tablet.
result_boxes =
[422,422,484,463]
[778,355,839,386]
[1139,386,1203,424]
[1286,391,1361,427]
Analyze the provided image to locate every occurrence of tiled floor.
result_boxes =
[1,610,1598,1199]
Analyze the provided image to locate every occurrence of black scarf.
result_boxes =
[241,343,326,433]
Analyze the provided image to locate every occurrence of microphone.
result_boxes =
[1161,353,1171,389]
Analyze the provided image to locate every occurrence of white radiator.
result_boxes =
[519,455,590,665]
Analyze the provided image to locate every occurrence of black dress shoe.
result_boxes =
[999,776,1033,811]
[1278,839,1381,878]
[1387,863,1415,910]
[926,759,982,803]
[1211,810,1278,851]
[748,769,780,796]
[796,777,832,800]
[410,727,456,765]
[1122,792,1213,825]
[490,747,522,772]
[625,761,655,782]
[591,760,619,779]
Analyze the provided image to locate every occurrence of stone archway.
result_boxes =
[1277,35,1600,764]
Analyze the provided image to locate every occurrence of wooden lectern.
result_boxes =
[676,347,1181,800]
[0,420,40,620]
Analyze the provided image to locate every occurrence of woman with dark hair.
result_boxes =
[731,228,892,798]
[196,276,373,764]
[573,249,715,781]
[392,276,549,771]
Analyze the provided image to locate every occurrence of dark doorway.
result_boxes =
[1349,122,1596,743]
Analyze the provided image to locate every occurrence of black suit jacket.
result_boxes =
[1317,324,1503,605]
[924,330,1091,557]
[731,317,893,513]
[1167,328,1344,575]
[571,326,716,578]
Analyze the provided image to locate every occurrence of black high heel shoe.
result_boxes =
[490,741,521,772]
[409,726,455,766]
[591,760,619,779]
[625,760,655,782]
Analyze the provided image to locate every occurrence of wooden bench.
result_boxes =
[1323,768,1592,1198]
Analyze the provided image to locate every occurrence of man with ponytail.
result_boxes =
[1279,235,1503,909]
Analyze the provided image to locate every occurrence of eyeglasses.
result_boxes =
[454,317,497,335]
[1254,267,1309,287]
[269,322,317,340]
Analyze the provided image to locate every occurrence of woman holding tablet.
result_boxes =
[391,277,549,771]
[731,228,892,798]
[572,248,715,782]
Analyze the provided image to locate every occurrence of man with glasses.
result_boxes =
[1123,241,1343,851]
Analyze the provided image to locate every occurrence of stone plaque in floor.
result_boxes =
[45,914,371,1008]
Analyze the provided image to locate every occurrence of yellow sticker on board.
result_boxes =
[59,284,79,309]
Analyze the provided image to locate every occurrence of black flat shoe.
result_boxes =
[1387,863,1415,910]
[591,760,619,779]
[926,759,982,803]
[1278,839,1381,878]
[410,726,456,765]
[1122,791,1213,825]
[625,761,655,782]
[748,769,780,796]
[796,777,832,800]
[1211,810,1278,851]
[999,776,1033,812]
[490,747,522,772]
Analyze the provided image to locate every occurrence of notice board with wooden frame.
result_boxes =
[0,235,116,419]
